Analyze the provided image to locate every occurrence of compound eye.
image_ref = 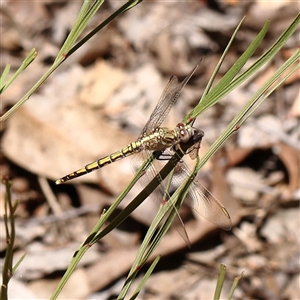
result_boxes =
[177,123,191,142]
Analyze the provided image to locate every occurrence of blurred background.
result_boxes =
[1,1,299,299]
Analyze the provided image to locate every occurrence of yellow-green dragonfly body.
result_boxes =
[56,61,232,231]
[55,123,195,185]
[55,62,200,185]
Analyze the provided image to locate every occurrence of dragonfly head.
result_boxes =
[178,126,204,154]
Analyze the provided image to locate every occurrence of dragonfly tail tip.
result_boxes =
[55,179,63,185]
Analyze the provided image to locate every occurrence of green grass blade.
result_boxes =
[117,153,201,297]
[218,13,300,104]
[117,207,170,298]
[49,155,153,300]
[1,179,18,300]
[214,264,227,300]
[116,152,188,297]
[0,48,37,93]
[128,256,161,300]
[201,16,246,100]
[145,157,203,252]
[0,63,11,92]
[55,0,105,61]
[12,253,27,274]
[227,271,244,300]
[68,0,141,56]
[194,47,299,176]
[67,0,143,57]
[187,13,299,121]
[237,50,300,127]
[1,1,143,122]
[187,19,270,120]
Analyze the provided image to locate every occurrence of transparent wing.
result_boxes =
[187,141,202,160]
[131,151,231,249]
[141,75,178,136]
[131,149,191,245]
[171,157,232,230]
[134,147,232,230]
[131,150,170,202]
[185,181,232,230]
[140,62,200,136]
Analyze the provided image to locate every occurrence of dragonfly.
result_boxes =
[56,61,232,231]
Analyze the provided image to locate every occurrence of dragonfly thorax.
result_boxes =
[139,122,195,152]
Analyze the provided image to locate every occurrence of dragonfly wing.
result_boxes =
[141,75,179,136]
[131,150,164,197]
[140,62,200,136]
[131,147,231,246]
[131,150,169,202]
[185,181,232,230]
[187,141,201,160]
[163,153,232,230]
[131,150,192,246]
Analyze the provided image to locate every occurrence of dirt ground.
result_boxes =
[1,1,299,299]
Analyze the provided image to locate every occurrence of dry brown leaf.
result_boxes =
[210,151,241,224]
[287,92,300,118]
[276,142,300,197]
[2,65,136,193]
[86,248,139,292]
[78,60,126,107]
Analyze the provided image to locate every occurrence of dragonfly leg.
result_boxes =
[174,143,185,155]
